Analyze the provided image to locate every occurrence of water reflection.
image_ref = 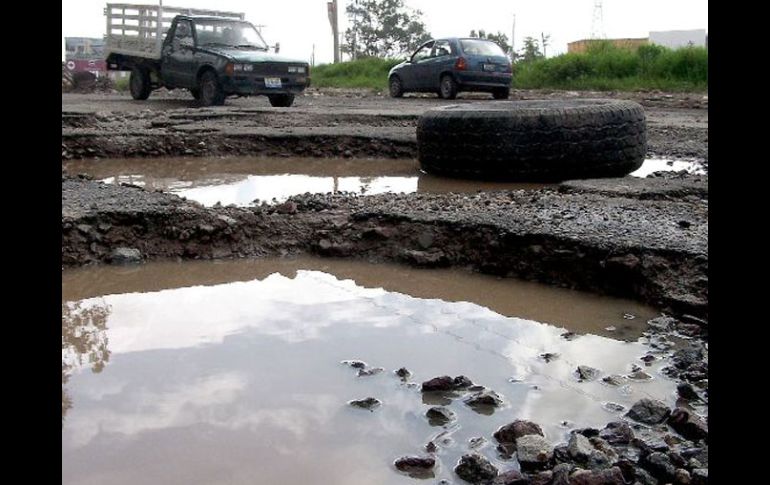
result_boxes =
[62,264,675,485]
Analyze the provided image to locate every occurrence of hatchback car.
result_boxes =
[388,38,512,99]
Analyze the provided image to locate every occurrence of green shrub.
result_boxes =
[311,57,404,90]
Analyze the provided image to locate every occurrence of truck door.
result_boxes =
[161,20,196,88]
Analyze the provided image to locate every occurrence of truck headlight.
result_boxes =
[288,66,306,74]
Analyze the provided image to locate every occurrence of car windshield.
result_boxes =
[459,39,506,57]
[193,19,268,50]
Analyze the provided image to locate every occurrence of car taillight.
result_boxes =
[454,57,467,70]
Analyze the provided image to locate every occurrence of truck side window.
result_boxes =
[174,21,194,47]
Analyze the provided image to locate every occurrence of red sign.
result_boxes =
[65,59,107,72]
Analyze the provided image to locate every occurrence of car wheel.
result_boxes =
[268,94,295,107]
[493,87,510,100]
[439,75,457,100]
[199,70,225,106]
[189,88,201,100]
[417,99,646,181]
[389,76,404,98]
[129,66,151,100]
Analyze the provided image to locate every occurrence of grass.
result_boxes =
[512,43,708,92]
[311,57,403,90]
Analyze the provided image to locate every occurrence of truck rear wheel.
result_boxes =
[129,67,151,100]
[268,94,295,107]
[199,70,225,106]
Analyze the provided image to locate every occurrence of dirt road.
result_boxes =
[62,87,708,163]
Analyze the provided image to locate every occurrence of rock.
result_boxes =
[602,375,625,386]
[464,390,504,409]
[421,375,474,392]
[641,452,677,482]
[109,247,142,264]
[632,435,670,454]
[454,453,498,483]
[576,365,601,381]
[529,470,554,485]
[540,352,559,362]
[675,468,691,484]
[275,200,298,214]
[494,420,544,445]
[426,406,455,426]
[567,433,595,462]
[348,397,381,411]
[677,383,701,401]
[469,436,486,449]
[667,408,708,441]
[626,399,671,424]
[357,367,384,377]
[491,469,528,484]
[676,322,702,337]
[599,421,634,445]
[568,467,625,485]
[395,367,411,379]
[394,456,435,478]
[690,468,708,484]
[672,347,704,370]
[422,376,454,391]
[634,467,659,485]
[627,370,653,381]
[647,316,677,332]
[602,402,625,413]
[516,434,554,470]
[341,360,367,369]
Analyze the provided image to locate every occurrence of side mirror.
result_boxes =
[274,42,280,54]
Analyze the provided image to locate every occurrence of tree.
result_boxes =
[469,29,511,54]
[343,0,432,58]
[518,36,544,63]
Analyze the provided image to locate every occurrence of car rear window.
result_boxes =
[459,39,506,57]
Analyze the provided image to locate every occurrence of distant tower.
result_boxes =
[591,0,605,39]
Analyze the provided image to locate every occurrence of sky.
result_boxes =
[62,0,707,64]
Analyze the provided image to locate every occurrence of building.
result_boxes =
[567,38,648,54]
[649,29,707,49]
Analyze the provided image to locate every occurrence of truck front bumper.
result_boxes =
[222,75,311,96]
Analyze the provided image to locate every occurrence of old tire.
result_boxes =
[389,75,404,98]
[199,70,225,106]
[417,99,646,181]
[129,67,151,100]
[439,75,457,99]
[268,94,295,107]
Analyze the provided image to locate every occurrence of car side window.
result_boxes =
[432,40,452,58]
[174,20,194,47]
[412,42,434,63]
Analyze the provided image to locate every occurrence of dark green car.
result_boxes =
[108,15,311,107]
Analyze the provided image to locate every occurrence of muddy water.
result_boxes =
[63,156,701,207]
[63,258,674,485]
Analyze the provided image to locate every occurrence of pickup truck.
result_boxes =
[104,3,311,106]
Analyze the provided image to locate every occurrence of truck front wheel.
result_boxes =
[129,67,151,100]
[199,71,225,106]
[268,94,295,107]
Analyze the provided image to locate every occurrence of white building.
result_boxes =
[649,29,707,49]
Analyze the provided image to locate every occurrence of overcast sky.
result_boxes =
[62,0,707,63]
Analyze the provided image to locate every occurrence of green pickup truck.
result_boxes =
[104,4,310,106]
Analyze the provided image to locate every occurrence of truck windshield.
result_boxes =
[193,19,268,50]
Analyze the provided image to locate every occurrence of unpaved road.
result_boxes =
[62,87,708,163]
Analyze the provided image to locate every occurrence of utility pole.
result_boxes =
[511,14,516,63]
[541,32,547,58]
[327,1,340,63]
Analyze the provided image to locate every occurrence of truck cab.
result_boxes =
[105,5,310,107]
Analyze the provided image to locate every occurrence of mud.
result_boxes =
[62,173,707,320]
[62,88,708,163]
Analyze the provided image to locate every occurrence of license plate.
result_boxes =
[482,64,496,72]
[265,77,282,88]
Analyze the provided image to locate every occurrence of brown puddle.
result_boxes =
[62,258,675,485]
[63,156,705,207]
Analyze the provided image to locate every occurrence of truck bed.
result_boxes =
[104,3,244,60]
